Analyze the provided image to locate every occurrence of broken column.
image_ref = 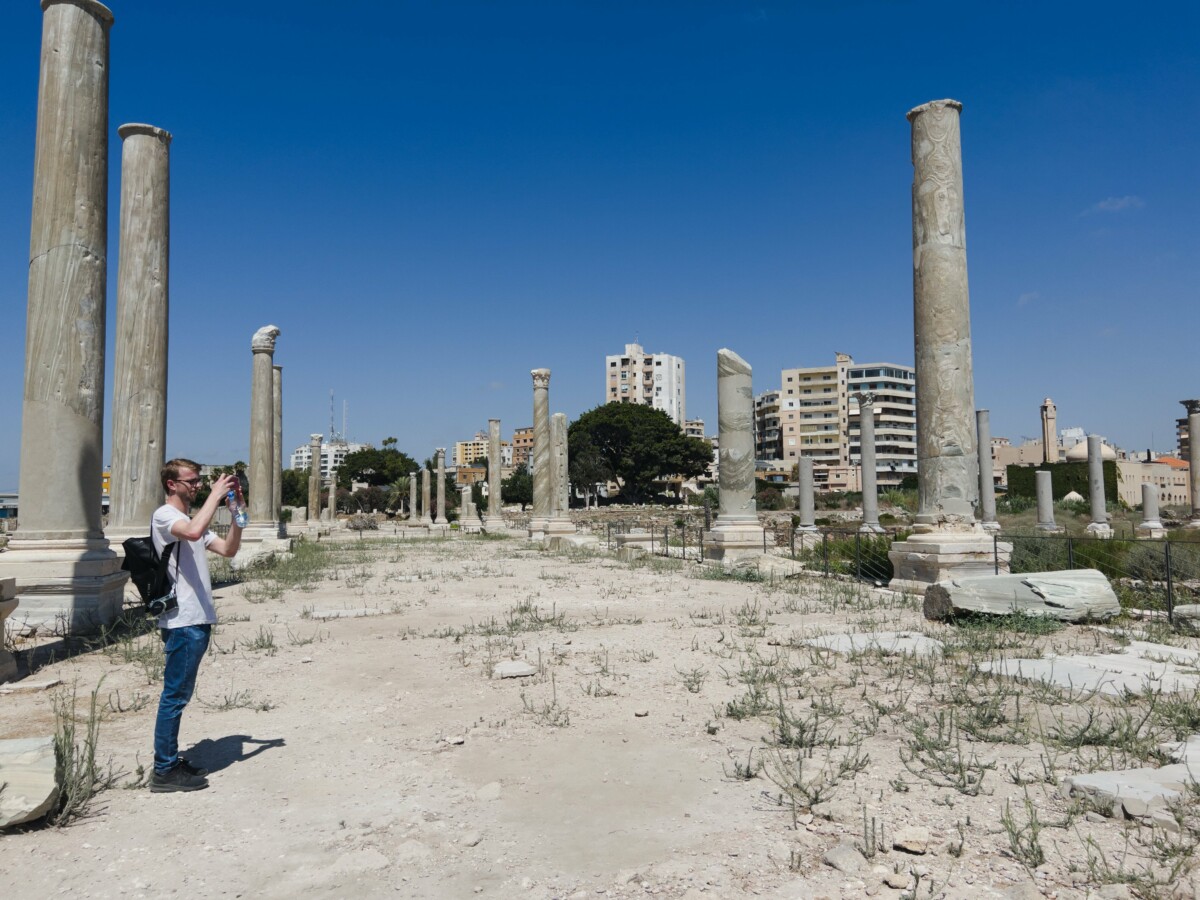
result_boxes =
[326,471,337,522]
[273,365,283,535]
[976,409,1000,532]
[483,418,505,531]
[1035,470,1062,532]
[434,448,448,526]
[1085,435,1113,538]
[307,434,323,522]
[704,349,765,561]
[856,392,883,534]
[2,0,126,633]
[407,471,418,521]
[548,412,576,537]
[528,369,552,540]
[888,99,1000,592]
[420,469,432,526]
[1137,483,1165,539]
[109,123,171,541]
[1041,398,1059,463]
[1184,400,1200,528]
[796,457,818,532]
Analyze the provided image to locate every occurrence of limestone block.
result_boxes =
[1061,735,1200,823]
[924,569,1120,622]
[0,736,60,829]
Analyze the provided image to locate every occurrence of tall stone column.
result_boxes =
[408,471,418,521]
[434,448,448,525]
[273,365,283,535]
[109,123,171,538]
[307,434,323,522]
[460,486,473,526]
[976,409,1000,532]
[326,471,337,522]
[704,349,765,561]
[1035,470,1061,532]
[548,412,576,536]
[420,469,432,526]
[529,369,552,539]
[1183,400,1200,527]
[856,393,883,534]
[1085,435,1113,537]
[246,326,280,539]
[796,457,817,532]
[3,0,126,633]
[889,99,1000,592]
[483,418,505,530]
[1137,483,1165,539]
[1041,398,1059,463]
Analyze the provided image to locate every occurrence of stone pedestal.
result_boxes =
[1,0,127,633]
[1183,400,1200,528]
[1085,434,1113,538]
[705,349,765,562]
[1035,470,1063,532]
[976,409,1000,532]
[483,418,505,531]
[1136,483,1165,539]
[0,579,18,683]
[856,393,884,534]
[434,448,448,525]
[528,369,552,540]
[888,530,1004,595]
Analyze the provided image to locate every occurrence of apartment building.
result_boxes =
[289,439,370,477]
[753,391,782,460]
[605,342,686,426]
[684,419,707,440]
[778,353,916,490]
[511,427,534,470]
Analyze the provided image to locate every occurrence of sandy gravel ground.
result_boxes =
[2,530,1199,899]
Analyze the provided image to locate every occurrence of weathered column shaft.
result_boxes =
[797,457,816,530]
[716,350,755,523]
[434,448,448,525]
[272,365,283,522]
[408,472,418,520]
[421,469,432,524]
[18,0,114,541]
[307,434,322,521]
[460,486,472,520]
[1035,470,1058,531]
[1087,435,1107,525]
[110,123,171,531]
[552,413,569,517]
[487,418,502,518]
[326,472,336,519]
[248,326,280,523]
[976,409,998,527]
[1184,401,1200,520]
[1141,483,1161,527]
[531,369,552,522]
[857,393,880,529]
[908,99,978,528]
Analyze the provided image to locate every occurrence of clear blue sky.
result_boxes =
[2,1,1198,491]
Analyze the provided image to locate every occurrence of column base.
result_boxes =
[1085,523,1114,538]
[527,517,549,541]
[1136,523,1166,539]
[1184,519,1200,530]
[858,523,886,535]
[703,522,766,562]
[888,529,1005,595]
[0,542,127,635]
[1035,523,1064,533]
[549,533,600,551]
[482,516,507,533]
[546,517,576,537]
[980,520,1001,533]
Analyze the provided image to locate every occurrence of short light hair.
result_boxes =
[161,458,203,492]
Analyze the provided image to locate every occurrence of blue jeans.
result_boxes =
[153,625,211,774]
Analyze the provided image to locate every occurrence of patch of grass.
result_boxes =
[51,679,116,826]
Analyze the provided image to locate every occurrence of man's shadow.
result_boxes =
[185,735,285,774]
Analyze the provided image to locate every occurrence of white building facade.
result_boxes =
[605,342,686,426]
[289,439,370,477]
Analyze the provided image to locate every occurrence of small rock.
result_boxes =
[462,831,482,847]
[476,781,502,801]
[821,841,864,875]
[493,660,538,679]
[884,871,910,889]
[634,709,649,717]
[1097,885,1133,899]
[892,825,931,855]
[447,735,466,745]
[1085,811,1107,824]
[0,736,59,828]
[300,657,313,664]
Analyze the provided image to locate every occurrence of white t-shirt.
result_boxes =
[151,504,218,629]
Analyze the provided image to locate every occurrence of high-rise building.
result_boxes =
[289,439,369,477]
[753,391,782,460]
[511,427,534,470]
[455,433,509,467]
[778,353,916,490]
[605,342,686,426]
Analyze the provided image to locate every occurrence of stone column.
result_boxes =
[796,457,817,532]
[1183,400,1200,527]
[548,412,576,536]
[109,123,171,537]
[483,418,505,530]
[529,369,552,539]
[889,100,999,592]
[408,472,418,522]
[420,468,432,526]
[976,409,1000,532]
[434,448,448,525]
[1035,470,1062,532]
[273,365,283,535]
[246,326,280,538]
[1041,398,1059,464]
[2,0,126,633]
[460,486,473,526]
[856,393,883,533]
[326,472,337,522]
[1085,435,1113,537]
[307,434,323,522]
[704,349,765,561]
[1137,483,1165,539]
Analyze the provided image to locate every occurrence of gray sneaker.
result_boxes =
[150,764,209,793]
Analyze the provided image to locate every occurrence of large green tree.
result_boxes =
[501,464,533,510]
[337,447,419,489]
[281,468,308,507]
[568,403,712,502]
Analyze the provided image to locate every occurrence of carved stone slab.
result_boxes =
[924,569,1120,622]
[0,736,60,829]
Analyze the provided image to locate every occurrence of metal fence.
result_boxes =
[997,533,1200,623]
[602,521,900,585]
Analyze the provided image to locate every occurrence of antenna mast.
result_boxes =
[329,390,335,441]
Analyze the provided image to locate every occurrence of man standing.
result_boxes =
[149,459,243,792]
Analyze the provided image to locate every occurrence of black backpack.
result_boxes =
[121,537,180,616]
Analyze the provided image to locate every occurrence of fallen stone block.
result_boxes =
[0,736,60,829]
[492,660,538,679]
[801,631,943,658]
[0,678,63,696]
[924,569,1120,623]
[1061,734,1200,824]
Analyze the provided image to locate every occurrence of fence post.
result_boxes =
[855,532,862,581]
[994,534,999,575]
[1067,535,1075,570]
[1165,540,1175,625]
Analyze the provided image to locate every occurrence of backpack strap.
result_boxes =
[157,540,180,586]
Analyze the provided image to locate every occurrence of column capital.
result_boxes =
[531,368,551,389]
[1181,399,1200,415]
[117,123,172,144]
[855,391,877,409]
[251,324,281,353]
[907,98,963,122]
[309,433,323,442]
